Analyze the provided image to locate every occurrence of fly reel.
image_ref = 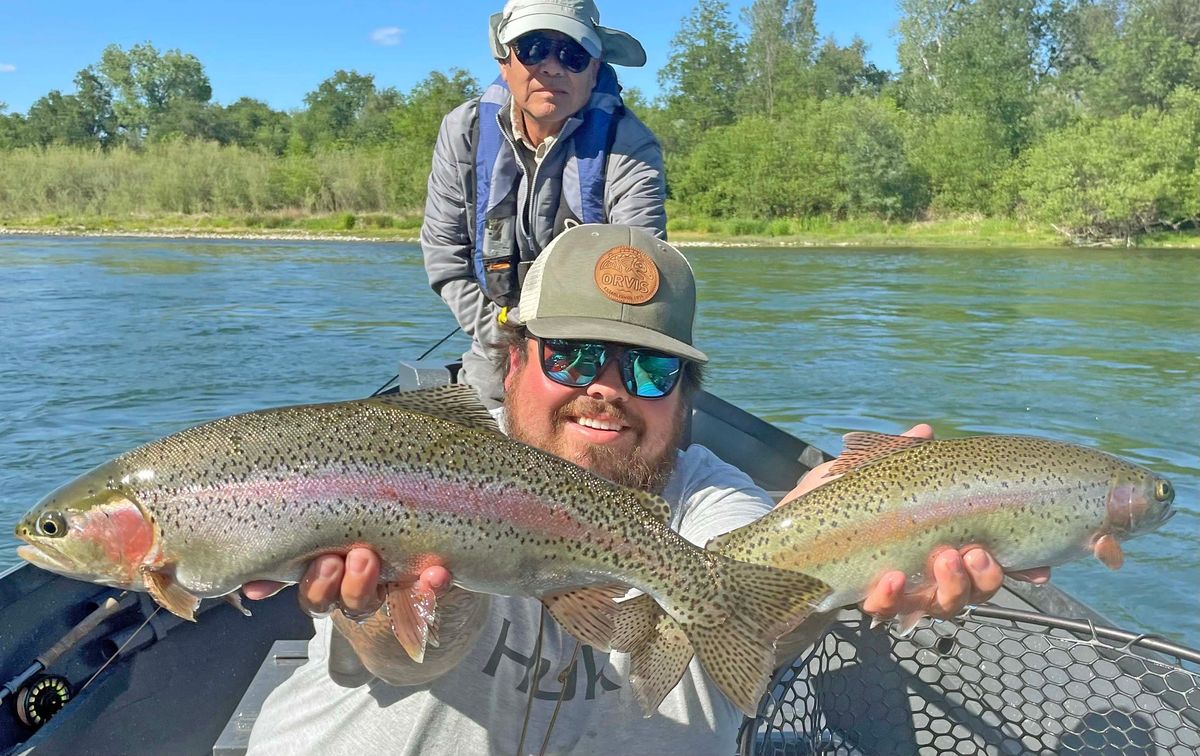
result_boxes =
[15,674,72,728]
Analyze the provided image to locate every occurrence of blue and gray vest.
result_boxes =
[473,64,623,307]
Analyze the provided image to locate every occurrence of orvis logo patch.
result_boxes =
[593,245,660,305]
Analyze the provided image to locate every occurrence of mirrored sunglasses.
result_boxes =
[512,34,593,74]
[538,338,684,399]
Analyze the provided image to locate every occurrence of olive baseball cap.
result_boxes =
[517,224,708,363]
[489,0,648,67]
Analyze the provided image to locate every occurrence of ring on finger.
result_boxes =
[303,600,336,619]
[339,604,381,623]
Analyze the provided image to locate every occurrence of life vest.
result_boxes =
[472,63,623,307]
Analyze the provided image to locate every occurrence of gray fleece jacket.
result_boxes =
[420,90,666,405]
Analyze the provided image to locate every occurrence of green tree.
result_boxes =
[390,69,479,146]
[1086,0,1200,115]
[742,0,816,115]
[355,87,405,146]
[0,104,27,149]
[212,98,292,154]
[24,91,94,146]
[658,0,747,153]
[673,97,925,220]
[97,42,213,144]
[73,68,117,147]
[1015,90,1200,241]
[906,110,1013,213]
[295,70,380,148]
[378,69,481,210]
[803,37,889,99]
[897,0,1044,151]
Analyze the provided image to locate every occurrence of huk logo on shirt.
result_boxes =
[481,619,621,702]
[594,246,660,305]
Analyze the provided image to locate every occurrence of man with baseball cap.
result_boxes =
[422,0,666,411]
[248,225,1024,753]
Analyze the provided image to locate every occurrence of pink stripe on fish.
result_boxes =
[783,486,1085,569]
[183,470,603,543]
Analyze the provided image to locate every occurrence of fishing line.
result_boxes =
[515,607,547,756]
[417,326,460,361]
[537,640,581,756]
[369,326,461,397]
[77,605,161,694]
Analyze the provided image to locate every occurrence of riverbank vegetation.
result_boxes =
[2,0,1199,247]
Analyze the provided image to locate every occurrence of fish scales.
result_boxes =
[15,385,833,717]
[117,401,695,599]
[711,433,1175,615]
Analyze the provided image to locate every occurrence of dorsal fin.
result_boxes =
[825,431,931,477]
[368,385,501,433]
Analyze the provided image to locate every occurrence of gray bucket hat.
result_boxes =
[489,0,647,67]
[516,224,708,363]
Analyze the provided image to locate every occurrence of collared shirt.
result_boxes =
[510,99,558,166]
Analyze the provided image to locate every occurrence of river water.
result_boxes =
[0,236,1196,649]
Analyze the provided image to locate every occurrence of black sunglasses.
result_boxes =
[512,34,593,74]
[537,338,684,399]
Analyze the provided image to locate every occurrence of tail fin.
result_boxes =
[691,559,830,716]
[613,562,830,717]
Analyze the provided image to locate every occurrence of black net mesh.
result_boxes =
[740,606,1200,755]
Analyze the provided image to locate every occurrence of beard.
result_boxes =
[504,389,685,495]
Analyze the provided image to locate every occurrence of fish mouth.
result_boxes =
[16,543,76,574]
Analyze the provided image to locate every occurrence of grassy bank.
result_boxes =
[0,211,426,241]
[5,210,1200,248]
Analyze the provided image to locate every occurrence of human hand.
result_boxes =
[242,548,454,620]
[862,547,1051,626]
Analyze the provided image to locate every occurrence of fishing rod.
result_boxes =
[369,325,461,397]
[0,592,139,727]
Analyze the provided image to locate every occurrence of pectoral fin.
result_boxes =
[542,585,625,651]
[384,581,438,663]
[893,609,926,636]
[141,567,201,621]
[1093,534,1124,569]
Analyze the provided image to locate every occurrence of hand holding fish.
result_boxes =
[243,551,451,620]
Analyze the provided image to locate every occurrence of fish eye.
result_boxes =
[1154,479,1174,502]
[37,512,68,538]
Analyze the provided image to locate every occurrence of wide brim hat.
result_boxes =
[489,0,647,67]
[517,224,708,364]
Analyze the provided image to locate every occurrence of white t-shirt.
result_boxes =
[247,443,774,755]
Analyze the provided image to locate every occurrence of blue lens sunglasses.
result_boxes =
[537,338,684,399]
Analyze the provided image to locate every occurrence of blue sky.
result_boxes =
[0,0,902,115]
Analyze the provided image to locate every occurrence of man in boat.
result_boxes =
[421,0,666,409]
[245,224,1041,753]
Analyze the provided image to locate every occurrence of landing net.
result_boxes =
[739,604,1200,755]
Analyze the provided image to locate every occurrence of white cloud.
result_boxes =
[370,27,404,46]
[0,63,16,73]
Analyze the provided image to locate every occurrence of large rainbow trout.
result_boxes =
[14,385,829,717]
[705,431,1175,649]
